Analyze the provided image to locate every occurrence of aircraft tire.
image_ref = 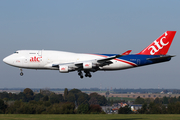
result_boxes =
[20,72,23,76]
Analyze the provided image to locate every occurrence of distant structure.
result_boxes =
[105,89,110,98]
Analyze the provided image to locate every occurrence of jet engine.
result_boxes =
[83,62,93,69]
[59,65,69,73]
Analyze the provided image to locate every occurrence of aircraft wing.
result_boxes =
[97,54,122,63]
[74,54,123,67]
[52,54,123,69]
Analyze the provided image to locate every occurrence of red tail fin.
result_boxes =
[138,31,176,55]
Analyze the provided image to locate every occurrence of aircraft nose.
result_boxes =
[3,56,13,65]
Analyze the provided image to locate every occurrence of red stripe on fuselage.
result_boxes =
[114,58,137,67]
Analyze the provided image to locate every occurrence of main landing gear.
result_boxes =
[19,68,23,76]
[78,70,83,79]
[84,71,92,78]
[78,70,92,79]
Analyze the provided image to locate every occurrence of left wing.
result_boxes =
[74,54,123,68]
[52,54,123,72]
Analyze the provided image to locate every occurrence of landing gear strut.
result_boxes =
[19,68,23,76]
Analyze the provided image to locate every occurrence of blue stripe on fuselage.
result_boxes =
[97,54,171,66]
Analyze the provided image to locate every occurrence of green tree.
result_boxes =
[62,102,75,114]
[148,102,166,114]
[77,94,88,105]
[168,101,180,114]
[144,98,154,104]
[134,96,145,104]
[89,93,107,106]
[67,93,76,103]
[43,95,49,101]
[154,97,162,104]
[118,105,132,114]
[88,97,98,105]
[68,89,81,94]
[23,88,34,102]
[49,93,63,104]
[35,104,46,114]
[77,104,89,114]
[177,96,180,102]
[0,99,7,114]
[162,96,169,104]
[138,103,147,114]
[64,88,68,101]
[34,93,44,101]
[89,104,102,114]
[46,103,63,114]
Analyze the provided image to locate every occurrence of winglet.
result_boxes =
[122,50,132,55]
[138,31,176,55]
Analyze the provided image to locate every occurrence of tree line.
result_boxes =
[118,96,180,114]
[0,88,107,114]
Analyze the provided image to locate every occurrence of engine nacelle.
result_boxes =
[59,65,69,73]
[83,62,93,69]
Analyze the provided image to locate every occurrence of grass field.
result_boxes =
[0,114,180,120]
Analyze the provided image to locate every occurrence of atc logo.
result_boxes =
[148,32,169,55]
[85,64,90,67]
[30,56,42,62]
[61,67,66,71]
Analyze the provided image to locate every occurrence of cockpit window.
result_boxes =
[14,52,19,54]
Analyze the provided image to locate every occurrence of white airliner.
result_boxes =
[3,31,176,78]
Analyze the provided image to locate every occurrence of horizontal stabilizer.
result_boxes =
[147,55,175,60]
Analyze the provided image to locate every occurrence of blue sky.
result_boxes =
[0,0,180,89]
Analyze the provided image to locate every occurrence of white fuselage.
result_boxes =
[3,50,134,71]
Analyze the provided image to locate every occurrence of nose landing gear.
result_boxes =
[19,68,23,76]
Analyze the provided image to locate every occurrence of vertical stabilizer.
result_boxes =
[138,31,176,55]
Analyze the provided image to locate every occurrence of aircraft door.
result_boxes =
[38,50,42,56]
[38,50,43,67]
[22,54,29,67]
[137,59,141,65]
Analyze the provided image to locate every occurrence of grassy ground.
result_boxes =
[0,114,180,120]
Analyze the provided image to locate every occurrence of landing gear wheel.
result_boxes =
[78,70,84,79]
[20,72,23,76]
[84,71,92,78]
[19,68,23,76]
